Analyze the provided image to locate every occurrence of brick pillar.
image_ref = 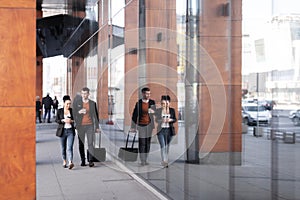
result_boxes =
[124,0,178,131]
[36,10,43,105]
[97,0,109,122]
[124,0,139,128]
[70,56,85,97]
[36,56,43,100]
[69,10,86,98]
[0,0,36,198]
[198,0,242,165]
[145,0,178,134]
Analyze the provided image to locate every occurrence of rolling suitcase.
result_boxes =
[118,130,138,162]
[87,132,106,162]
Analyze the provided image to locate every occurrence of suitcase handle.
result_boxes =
[125,131,137,149]
[94,131,103,148]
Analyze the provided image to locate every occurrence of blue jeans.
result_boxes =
[157,128,172,162]
[60,128,75,163]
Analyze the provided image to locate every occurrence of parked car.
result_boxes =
[289,109,300,126]
[242,109,250,124]
[242,103,271,126]
[289,109,299,118]
[242,98,256,104]
[257,100,276,110]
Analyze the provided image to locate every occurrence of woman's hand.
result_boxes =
[164,118,173,123]
[64,118,72,124]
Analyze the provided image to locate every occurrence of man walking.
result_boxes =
[42,93,53,123]
[130,87,156,166]
[73,87,100,167]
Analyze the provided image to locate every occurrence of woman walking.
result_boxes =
[55,95,76,169]
[155,95,177,168]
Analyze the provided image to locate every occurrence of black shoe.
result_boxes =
[89,162,94,167]
[63,164,67,168]
[80,162,86,166]
[140,162,146,166]
[47,121,52,123]
[68,163,74,170]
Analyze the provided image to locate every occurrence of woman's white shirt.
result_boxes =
[161,113,171,128]
[64,114,72,129]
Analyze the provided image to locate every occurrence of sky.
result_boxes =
[243,0,300,34]
[242,0,300,74]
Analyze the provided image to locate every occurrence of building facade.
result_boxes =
[243,15,300,104]
[0,0,242,198]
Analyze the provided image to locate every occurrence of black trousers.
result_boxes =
[36,110,42,122]
[43,108,51,122]
[77,125,94,163]
[137,125,152,163]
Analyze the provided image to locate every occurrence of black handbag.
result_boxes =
[170,126,176,136]
[118,131,138,162]
[87,132,106,162]
[56,126,63,137]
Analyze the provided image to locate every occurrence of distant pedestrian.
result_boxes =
[52,96,59,117]
[42,93,53,123]
[55,95,76,169]
[155,95,177,168]
[130,87,156,166]
[36,96,42,123]
[73,87,100,167]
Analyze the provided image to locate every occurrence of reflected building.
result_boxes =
[243,15,300,104]
[38,0,242,198]
[1,0,246,199]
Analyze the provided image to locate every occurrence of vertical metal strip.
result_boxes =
[138,0,146,97]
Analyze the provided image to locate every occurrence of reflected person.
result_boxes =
[155,95,177,168]
[130,87,156,166]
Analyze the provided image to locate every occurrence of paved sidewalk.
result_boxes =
[36,116,300,200]
[36,124,165,200]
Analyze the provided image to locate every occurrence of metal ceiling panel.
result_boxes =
[36,14,98,58]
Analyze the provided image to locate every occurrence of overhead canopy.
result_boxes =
[36,14,98,58]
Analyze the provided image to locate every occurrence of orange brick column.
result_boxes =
[68,10,86,98]
[198,0,242,164]
[36,56,43,99]
[124,0,178,130]
[124,0,139,128]
[36,10,43,99]
[70,56,85,97]
[97,1,109,122]
[145,0,178,134]
[0,0,36,198]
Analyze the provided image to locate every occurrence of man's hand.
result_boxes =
[78,108,86,114]
[148,108,155,114]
